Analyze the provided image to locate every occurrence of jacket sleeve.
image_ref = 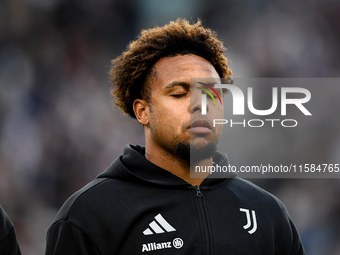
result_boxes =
[289,218,306,255]
[45,220,100,255]
[0,228,21,255]
[0,206,21,255]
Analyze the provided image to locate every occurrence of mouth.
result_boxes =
[189,118,213,134]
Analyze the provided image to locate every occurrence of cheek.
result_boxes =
[216,123,223,135]
[211,105,224,119]
[150,97,189,130]
[157,101,187,120]
[149,104,175,130]
[152,97,173,112]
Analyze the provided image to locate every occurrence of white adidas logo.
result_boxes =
[143,213,176,235]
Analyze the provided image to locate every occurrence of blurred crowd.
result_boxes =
[0,0,339,254]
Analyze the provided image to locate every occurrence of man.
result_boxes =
[46,19,306,254]
[0,205,21,255]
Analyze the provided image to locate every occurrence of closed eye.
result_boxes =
[171,93,187,98]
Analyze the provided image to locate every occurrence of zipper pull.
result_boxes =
[195,185,203,198]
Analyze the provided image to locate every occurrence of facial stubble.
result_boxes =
[149,112,217,163]
[174,141,217,163]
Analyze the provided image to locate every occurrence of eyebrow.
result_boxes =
[205,82,218,87]
[164,81,190,89]
[164,81,221,90]
[196,82,222,92]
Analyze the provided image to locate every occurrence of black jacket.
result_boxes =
[0,206,21,255]
[46,144,306,255]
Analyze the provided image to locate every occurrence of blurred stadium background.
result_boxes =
[0,0,339,254]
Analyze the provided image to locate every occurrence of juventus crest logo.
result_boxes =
[240,208,257,234]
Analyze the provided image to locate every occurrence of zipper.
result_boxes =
[195,185,203,197]
[194,185,211,255]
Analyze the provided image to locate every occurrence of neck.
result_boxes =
[145,141,212,186]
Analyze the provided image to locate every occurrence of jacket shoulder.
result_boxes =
[53,178,109,223]
[0,206,21,255]
[0,206,14,242]
[227,177,288,213]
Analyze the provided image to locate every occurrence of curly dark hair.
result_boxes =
[109,18,233,118]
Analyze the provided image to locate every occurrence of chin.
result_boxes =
[173,140,217,162]
[190,140,209,149]
[190,136,218,148]
[190,142,217,163]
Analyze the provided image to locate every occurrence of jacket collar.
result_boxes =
[97,144,236,189]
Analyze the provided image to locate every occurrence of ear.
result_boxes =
[133,99,149,126]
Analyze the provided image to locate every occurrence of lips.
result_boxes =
[189,118,212,134]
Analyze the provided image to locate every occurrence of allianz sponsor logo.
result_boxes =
[142,241,171,252]
[142,214,183,252]
[142,238,183,252]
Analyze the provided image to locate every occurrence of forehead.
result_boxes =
[153,54,220,86]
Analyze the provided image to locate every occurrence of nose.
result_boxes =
[190,89,207,115]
